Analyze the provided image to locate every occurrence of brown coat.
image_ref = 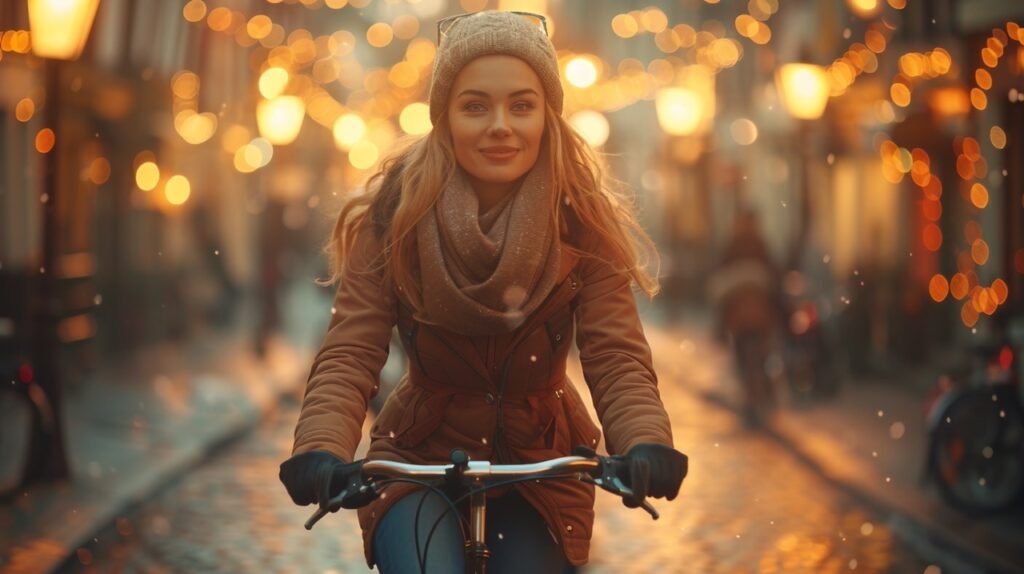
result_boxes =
[291,223,674,568]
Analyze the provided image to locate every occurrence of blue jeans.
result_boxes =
[373,489,577,574]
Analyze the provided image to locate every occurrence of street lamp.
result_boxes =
[23,0,100,487]
[28,0,101,60]
[775,63,830,121]
[775,62,829,269]
[656,87,704,137]
[257,96,306,146]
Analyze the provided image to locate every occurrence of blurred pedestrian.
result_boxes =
[279,11,686,573]
[707,208,784,425]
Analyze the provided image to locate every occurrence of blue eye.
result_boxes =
[464,102,486,112]
[512,101,535,112]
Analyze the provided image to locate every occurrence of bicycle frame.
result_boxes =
[304,453,659,574]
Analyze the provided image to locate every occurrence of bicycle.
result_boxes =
[922,339,1024,513]
[303,447,676,574]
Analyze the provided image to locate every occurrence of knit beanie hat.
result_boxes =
[428,11,563,123]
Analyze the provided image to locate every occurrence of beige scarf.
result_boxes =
[416,159,561,335]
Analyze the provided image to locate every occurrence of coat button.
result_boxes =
[554,333,562,342]
[485,393,495,404]
[570,280,578,290]
[554,389,564,399]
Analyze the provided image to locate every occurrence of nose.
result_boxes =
[487,110,511,137]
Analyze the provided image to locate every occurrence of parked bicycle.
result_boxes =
[303,447,678,574]
[922,339,1024,513]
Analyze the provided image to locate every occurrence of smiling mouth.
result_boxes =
[479,147,519,160]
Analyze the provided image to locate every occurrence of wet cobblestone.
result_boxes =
[60,348,940,573]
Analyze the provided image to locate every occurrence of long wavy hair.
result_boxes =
[322,103,660,308]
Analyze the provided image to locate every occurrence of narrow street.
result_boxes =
[59,326,942,574]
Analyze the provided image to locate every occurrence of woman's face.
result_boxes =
[447,55,546,203]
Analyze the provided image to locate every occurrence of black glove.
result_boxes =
[619,443,688,508]
[279,451,363,511]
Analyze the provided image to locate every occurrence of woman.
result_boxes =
[279,11,686,573]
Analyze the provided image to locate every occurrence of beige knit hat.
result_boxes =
[428,11,563,123]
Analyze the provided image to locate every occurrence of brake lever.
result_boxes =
[304,467,378,530]
[590,456,660,520]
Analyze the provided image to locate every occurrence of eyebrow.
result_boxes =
[455,88,541,99]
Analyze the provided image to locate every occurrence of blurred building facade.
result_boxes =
[2,0,1024,412]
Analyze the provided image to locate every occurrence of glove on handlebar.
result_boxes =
[620,443,688,507]
[279,450,361,511]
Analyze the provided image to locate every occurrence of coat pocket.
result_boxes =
[562,385,601,451]
[370,384,451,450]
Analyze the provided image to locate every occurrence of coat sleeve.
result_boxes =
[573,248,674,456]
[291,227,396,462]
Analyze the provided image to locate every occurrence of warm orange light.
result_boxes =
[257,96,305,145]
[776,63,830,119]
[972,239,990,265]
[165,175,191,205]
[565,56,600,89]
[970,183,990,208]
[28,0,99,60]
[865,29,886,53]
[247,15,273,40]
[928,86,970,118]
[963,137,982,161]
[172,71,200,100]
[923,223,943,251]
[15,98,35,122]
[569,110,611,148]
[951,273,969,300]
[735,15,759,37]
[928,274,949,302]
[183,0,207,23]
[332,113,367,150]
[956,155,976,180]
[964,220,982,243]
[367,23,394,48]
[611,14,640,39]
[971,88,988,110]
[348,140,380,170]
[981,47,998,68]
[136,162,160,191]
[847,0,881,18]
[258,67,290,99]
[922,199,942,221]
[656,87,704,135]
[35,128,55,153]
[993,279,1009,303]
[891,82,911,107]
[991,126,1007,149]
[87,157,110,185]
[398,102,432,136]
[961,301,980,327]
[206,7,233,32]
[975,68,993,89]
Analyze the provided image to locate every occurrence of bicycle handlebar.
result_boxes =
[304,452,658,530]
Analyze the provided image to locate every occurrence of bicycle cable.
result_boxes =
[370,477,470,574]
[419,472,591,572]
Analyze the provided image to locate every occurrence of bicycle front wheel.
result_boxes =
[930,385,1024,514]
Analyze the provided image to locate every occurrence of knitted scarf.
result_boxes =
[416,159,561,336]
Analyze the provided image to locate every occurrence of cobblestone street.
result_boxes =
[56,324,944,574]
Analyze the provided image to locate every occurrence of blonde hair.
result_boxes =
[323,103,660,306]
